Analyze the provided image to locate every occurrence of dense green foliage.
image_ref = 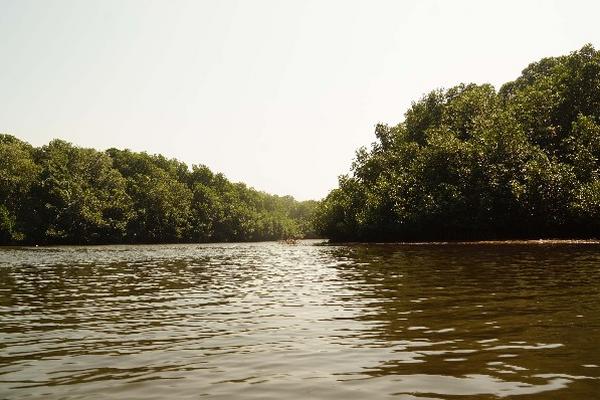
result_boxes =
[315,45,600,241]
[0,138,317,244]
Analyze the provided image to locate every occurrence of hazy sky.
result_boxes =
[1,0,599,200]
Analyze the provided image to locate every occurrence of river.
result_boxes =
[1,240,599,399]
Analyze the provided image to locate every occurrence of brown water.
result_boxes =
[1,240,599,399]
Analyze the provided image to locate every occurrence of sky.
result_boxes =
[1,0,599,200]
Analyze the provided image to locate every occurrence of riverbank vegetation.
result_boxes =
[315,45,600,241]
[0,137,317,244]
[4,46,600,245]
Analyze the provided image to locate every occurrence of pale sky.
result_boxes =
[1,0,599,200]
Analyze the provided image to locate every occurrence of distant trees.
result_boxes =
[315,45,600,241]
[7,46,599,244]
[0,138,317,244]
[0,136,40,242]
[31,140,134,244]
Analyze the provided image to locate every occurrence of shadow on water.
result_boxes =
[326,244,600,397]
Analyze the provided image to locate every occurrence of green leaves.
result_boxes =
[0,138,317,244]
[0,135,41,242]
[36,140,131,243]
[317,45,600,241]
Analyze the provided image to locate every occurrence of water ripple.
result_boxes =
[1,241,599,399]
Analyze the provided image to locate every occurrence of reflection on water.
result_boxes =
[1,241,599,399]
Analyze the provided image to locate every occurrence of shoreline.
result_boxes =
[4,238,600,248]
[325,239,600,246]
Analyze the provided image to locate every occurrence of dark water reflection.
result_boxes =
[0,241,599,399]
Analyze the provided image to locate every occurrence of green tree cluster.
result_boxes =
[0,138,317,244]
[315,45,600,241]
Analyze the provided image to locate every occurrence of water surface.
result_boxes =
[1,241,599,399]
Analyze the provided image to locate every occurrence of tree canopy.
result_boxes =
[0,138,317,244]
[315,45,600,241]
[4,46,599,244]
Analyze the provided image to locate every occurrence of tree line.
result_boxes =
[314,45,600,241]
[0,137,317,244]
